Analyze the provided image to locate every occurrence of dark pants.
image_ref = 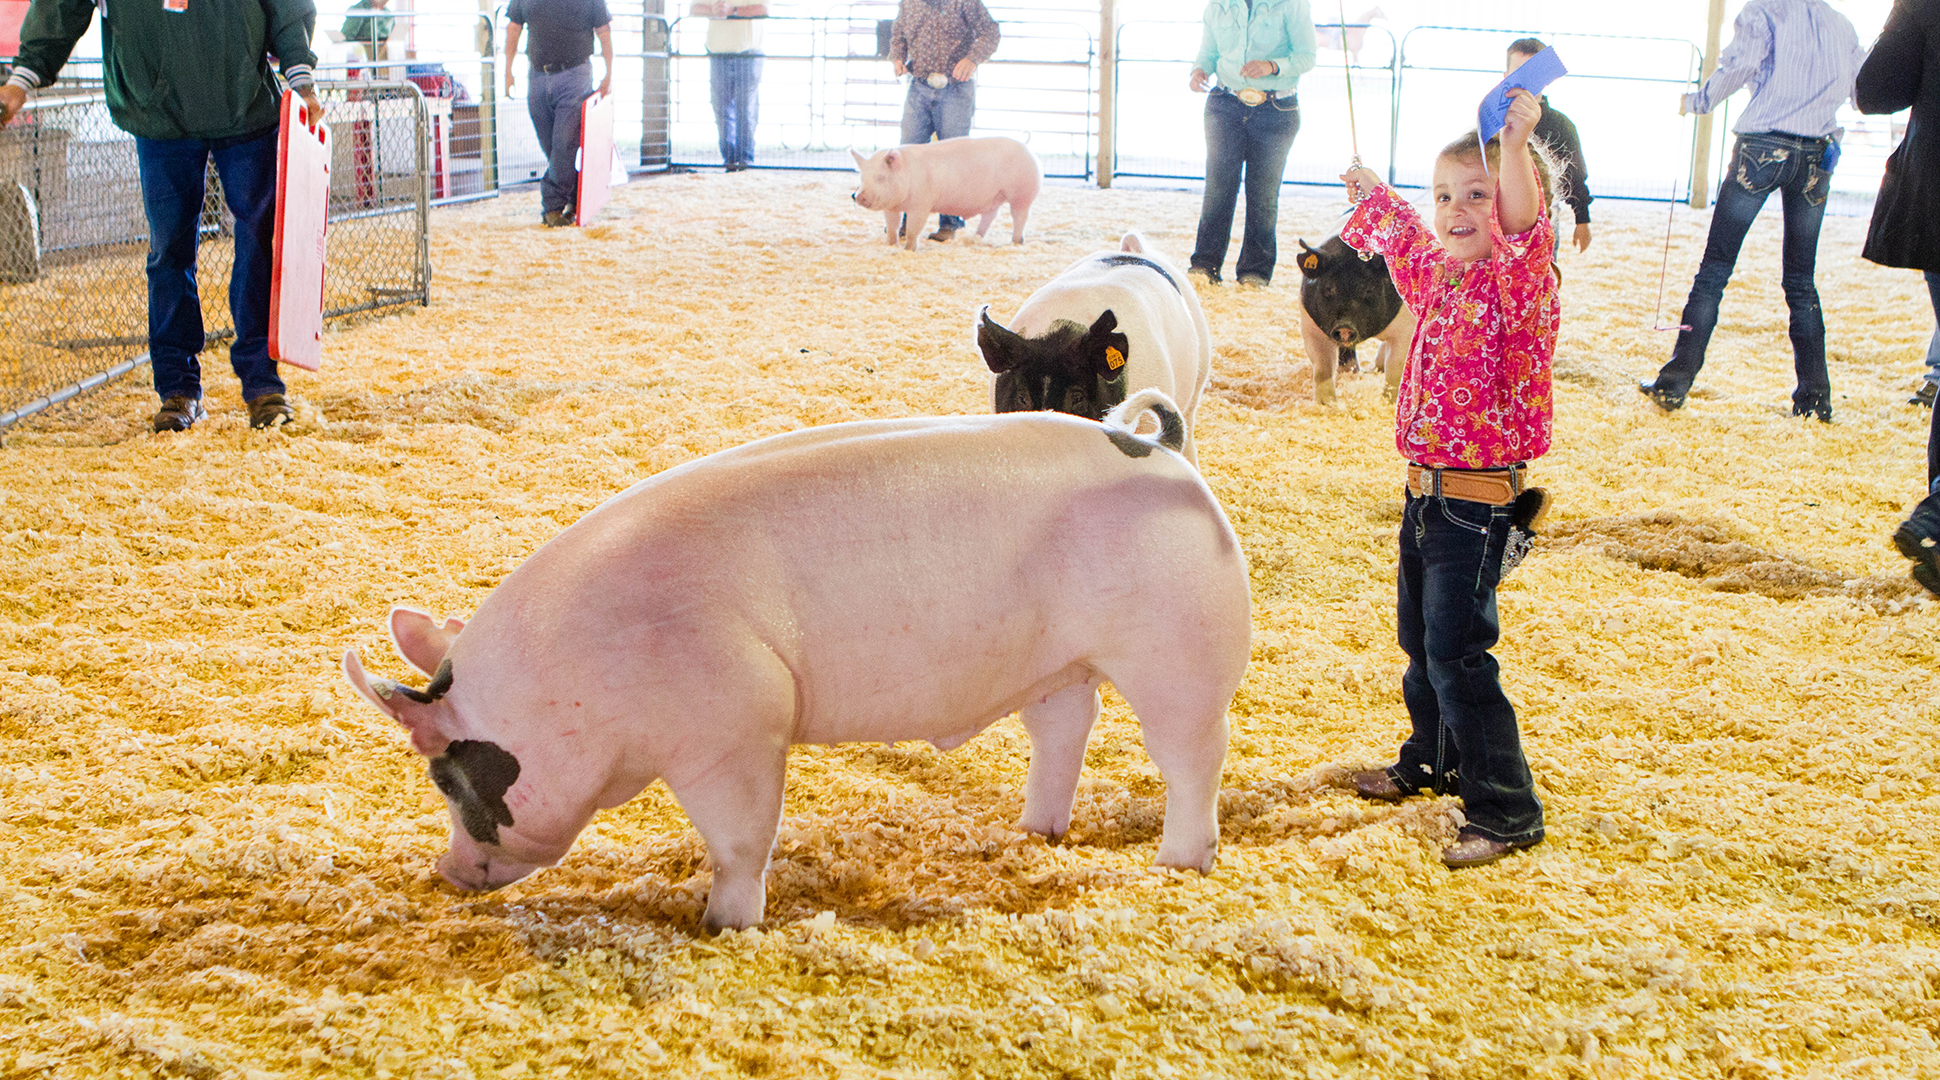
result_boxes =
[134,127,283,404]
[1191,89,1299,284]
[710,53,763,167]
[1651,132,1833,410]
[1923,270,1940,388]
[899,78,976,231]
[1389,490,1544,846]
[529,62,594,215]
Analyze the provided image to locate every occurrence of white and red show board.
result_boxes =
[0,1,27,56]
[269,90,331,371]
[576,90,617,226]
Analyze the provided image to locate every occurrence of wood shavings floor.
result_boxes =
[2,171,1937,1079]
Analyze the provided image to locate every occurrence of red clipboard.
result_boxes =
[576,91,616,226]
[270,89,331,371]
[0,1,28,56]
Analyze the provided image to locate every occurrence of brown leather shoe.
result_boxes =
[927,227,957,242]
[246,392,294,430]
[1441,826,1540,869]
[151,395,205,432]
[1348,769,1407,803]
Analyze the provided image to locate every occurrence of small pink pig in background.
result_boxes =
[850,136,1041,250]
[343,391,1251,932]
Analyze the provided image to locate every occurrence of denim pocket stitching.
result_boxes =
[1732,143,1790,196]
[1436,496,1493,535]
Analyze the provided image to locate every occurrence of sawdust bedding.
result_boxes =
[1,168,1938,1079]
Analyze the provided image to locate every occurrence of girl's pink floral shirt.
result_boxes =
[1339,182,1559,469]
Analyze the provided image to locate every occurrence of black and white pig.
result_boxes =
[1296,236,1416,406]
[342,390,1251,932]
[975,232,1212,464]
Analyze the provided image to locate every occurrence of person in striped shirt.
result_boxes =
[1638,0,1868,424]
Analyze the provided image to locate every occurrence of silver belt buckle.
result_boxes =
[1236,88,1268,107]
[926,73,950,90]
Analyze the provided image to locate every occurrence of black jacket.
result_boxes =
[1534,96,1591,225]
[1859,0,1939,273]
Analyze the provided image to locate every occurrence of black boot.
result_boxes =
[1894,488,1940,597]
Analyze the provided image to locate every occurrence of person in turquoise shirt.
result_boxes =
[1186,0,1317,287]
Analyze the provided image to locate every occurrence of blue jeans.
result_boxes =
[1923,270,1940,387]
[710,53,763,167]
[529,62,593,215]
[1652,132,1833,409]
[1389,490,1544,846]
[135,127,283,404]
[1191,89,1300,284]
[900,78,976,231]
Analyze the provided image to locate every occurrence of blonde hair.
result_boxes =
[1437,130,1563,208]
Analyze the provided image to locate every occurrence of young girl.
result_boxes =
[1339,89,1558,868]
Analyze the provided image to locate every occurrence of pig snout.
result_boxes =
[1332,325,1360,346]
[436,847,539,892]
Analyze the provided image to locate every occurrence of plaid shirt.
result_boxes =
[889,0,1000,79]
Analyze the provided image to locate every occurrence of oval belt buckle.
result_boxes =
[1236,88,1268,107]
[926,73,950,90]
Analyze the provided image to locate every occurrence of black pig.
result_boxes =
[1296,236,1415,405]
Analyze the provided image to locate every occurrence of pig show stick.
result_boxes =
[1336,0,1374,262]
[1652,111,1698,334]
[1338,0,1363,172]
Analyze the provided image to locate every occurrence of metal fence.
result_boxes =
[1113,19,1398,189]
[0,80,431,429]
[663,9,1096,178]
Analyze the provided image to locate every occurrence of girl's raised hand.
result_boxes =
[1501,88,1542,148]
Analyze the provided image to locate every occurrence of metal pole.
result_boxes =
[478,8,500,194]
[1690,0,1725,209]
[1097,0,1116,188]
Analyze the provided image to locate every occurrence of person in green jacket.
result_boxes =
[0,0,322,433]
[342,0,396,63]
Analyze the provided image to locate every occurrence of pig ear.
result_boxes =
[850,148,867,170]
[390,607,465,677]
[1086,310,1131,377]
[1297,240,1327,280]
[1119,232,1145,254]
[342,649,452,757]
[976,306,1024,374]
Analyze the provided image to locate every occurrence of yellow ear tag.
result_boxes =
[1302,254,1320,271]
[1105,346,1125,371]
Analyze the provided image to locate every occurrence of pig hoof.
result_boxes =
[702,911,759,935]
[1155,841,1217,875]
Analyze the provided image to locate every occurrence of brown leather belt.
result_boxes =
[1406,463,1527,506]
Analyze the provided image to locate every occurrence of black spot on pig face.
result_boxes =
[979,308,1131,421]
[429,740,521,845]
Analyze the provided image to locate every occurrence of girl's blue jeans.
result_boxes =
[1389,490,1546,846]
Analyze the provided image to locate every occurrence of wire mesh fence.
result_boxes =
[0,80,431,429]
[661,6,1095,178]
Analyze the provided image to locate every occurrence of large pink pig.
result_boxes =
[343,391,1251,932]
[849,136,1041,250]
